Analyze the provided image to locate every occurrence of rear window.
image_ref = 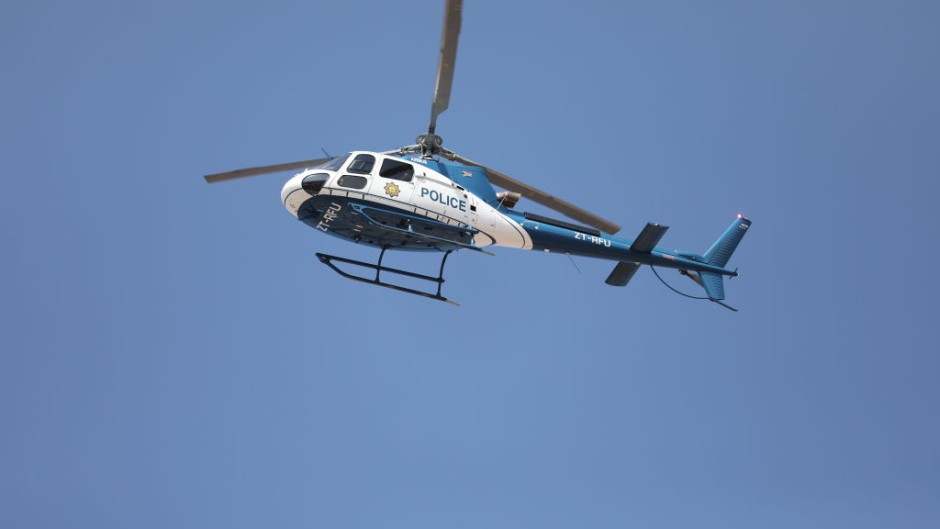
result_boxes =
[379,158,414,181]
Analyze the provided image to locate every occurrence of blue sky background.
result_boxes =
[3,0,939,527]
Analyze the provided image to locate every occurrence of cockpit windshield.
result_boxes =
[318,153,351,171]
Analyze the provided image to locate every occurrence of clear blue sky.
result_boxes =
[3,1,939,527]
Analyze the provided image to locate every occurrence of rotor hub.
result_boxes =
[416,133,444,156]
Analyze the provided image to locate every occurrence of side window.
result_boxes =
[337,174,368,189]
[346,154,375,175]
[379,159,415,182]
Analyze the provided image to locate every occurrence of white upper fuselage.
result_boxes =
[280,151,532,250]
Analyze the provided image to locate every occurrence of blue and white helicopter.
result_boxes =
[205,0,751,309]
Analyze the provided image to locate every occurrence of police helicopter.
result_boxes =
[205,0,751,309]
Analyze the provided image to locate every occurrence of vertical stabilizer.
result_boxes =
[699,272,726,300]
[688,216,752,307]
[704,216,751,268]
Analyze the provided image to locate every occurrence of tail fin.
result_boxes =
[704,215,752,268]
[690,216,752,305]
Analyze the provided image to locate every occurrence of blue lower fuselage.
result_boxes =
[295,193,735,277]
[505,211,737,277]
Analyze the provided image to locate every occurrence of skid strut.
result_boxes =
[316,248,458,305]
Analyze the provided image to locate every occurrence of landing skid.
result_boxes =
[316,248,458,305]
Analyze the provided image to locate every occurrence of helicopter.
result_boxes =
[205,0,751,309]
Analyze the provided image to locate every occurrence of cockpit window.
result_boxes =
[319,153,350,171]
[346,154,375,175]
[379,158,415,182]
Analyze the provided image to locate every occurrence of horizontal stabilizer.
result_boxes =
[605,261,640,287]
[630,223,669,253]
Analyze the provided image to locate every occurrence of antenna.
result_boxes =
[565,253,581,274]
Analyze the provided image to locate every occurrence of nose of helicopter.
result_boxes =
[282,171,331,217]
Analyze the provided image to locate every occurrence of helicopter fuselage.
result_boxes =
[280,151,739,279]
[282,151,531,252]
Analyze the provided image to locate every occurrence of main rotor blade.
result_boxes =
[204,157,330,183]
[452,154,622,234]
[428,0,463,133]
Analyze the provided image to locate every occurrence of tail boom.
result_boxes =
[507,210,750,305]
